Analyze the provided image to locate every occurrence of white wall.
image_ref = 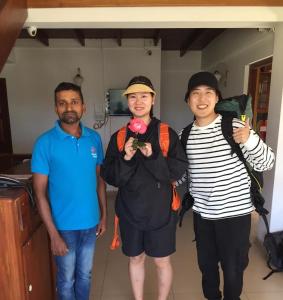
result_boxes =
[161,51,202,132]
[259,23,283,237]
[202,29,274,98]
[1,39,161,153]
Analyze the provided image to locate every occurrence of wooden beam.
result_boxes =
[180,29,206,57]
[27,0,283,8]
[36,29,49,46]
[153,29,160,46]
[117,30,122,46]
[200,28,226,48]
[0,0,27,72]
[74,29,85,46]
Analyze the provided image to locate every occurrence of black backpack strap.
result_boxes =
[221,115,244,159]
[263,270,276,280]
[221,116,269,230]
[262,214,270,233]
[178,179,195,227]
[221,115,261,179]
[180,123,193,152]
[178,123,194,227]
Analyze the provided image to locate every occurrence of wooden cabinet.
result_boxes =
[0,188,55,300]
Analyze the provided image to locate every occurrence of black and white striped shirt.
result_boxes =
[179,114,275,220]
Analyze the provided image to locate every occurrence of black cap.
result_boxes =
[184,71,222,102]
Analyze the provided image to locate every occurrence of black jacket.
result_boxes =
[101,118,188,230]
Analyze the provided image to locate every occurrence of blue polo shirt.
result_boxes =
[31,121,104,230]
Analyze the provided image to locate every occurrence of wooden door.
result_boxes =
[22,224,54,300]
[0,78,13,153]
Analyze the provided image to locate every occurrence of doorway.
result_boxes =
[248,57,272,142]
[0,78,13,153]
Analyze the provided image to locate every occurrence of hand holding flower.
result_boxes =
[124,137,137,160]
[139,142,153,157]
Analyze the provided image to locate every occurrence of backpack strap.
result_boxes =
[117,126,127,152]
[110,215,120,250]
[222,116,263,190]
[159,123,181,210]
[220,115,240,157]
[221,115,261,183]
[221,115,269,230]
[221,115,260,184]
[180,123,193,152]
[263,269,277,280]
[159,122,170,157]
[178,123,194,225]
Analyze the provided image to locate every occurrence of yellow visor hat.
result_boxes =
[123,83,156,96]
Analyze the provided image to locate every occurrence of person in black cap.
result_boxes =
[179,71,274,300]
[101,75,187,300]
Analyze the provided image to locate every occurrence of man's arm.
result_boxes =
[96,165,107,237]
[33,173,68,256]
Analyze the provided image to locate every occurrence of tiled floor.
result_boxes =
[90,192,283,300]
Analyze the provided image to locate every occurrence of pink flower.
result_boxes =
[128,118,147,134]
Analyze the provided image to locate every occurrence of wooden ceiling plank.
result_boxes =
[200,28,225,49]
[180,29,206,57]
[153,29,160,46]
[16,28,227,51]
[74,29,85,46]
[116,29,122,46]
[36,29,49,46]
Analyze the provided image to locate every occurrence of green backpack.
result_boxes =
[215,94,253,121]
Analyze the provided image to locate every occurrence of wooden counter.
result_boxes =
[0,188,55,300]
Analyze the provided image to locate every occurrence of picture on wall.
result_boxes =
[108,89,131,116]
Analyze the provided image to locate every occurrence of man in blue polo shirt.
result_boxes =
[32,82,107,300]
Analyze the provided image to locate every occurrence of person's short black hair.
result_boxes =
[54,82,84,104]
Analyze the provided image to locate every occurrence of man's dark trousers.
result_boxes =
[193,213,251,300]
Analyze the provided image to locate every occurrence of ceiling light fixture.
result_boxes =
[73,67,84,86]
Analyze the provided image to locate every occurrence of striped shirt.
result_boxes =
[179,114,275,220]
